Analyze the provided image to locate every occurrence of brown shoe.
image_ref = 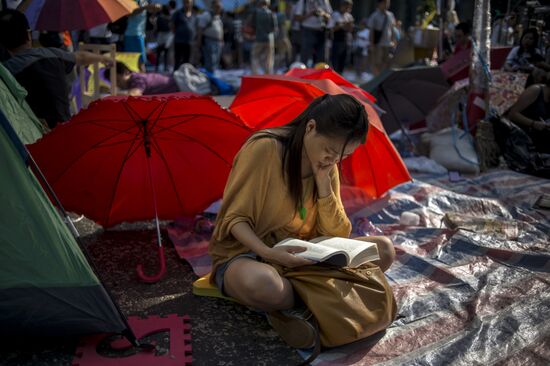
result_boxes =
[267,308,318,349]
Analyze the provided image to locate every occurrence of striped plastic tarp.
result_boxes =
[305,170,550,365]
[169,169,550,365]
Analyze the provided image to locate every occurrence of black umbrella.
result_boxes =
[362,66,450,134]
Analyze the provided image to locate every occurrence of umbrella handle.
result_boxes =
[136,246,167,283]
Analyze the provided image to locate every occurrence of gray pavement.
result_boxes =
[0,218,303,366]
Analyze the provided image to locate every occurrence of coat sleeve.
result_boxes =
[213,138,277,242]
[315,166,352,238]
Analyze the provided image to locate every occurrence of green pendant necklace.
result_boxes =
[299,206,307,221]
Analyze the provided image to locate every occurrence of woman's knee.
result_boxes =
[243,267,287,298]
[355,235,395,271]
[225,261,292,307]
[375,237,396,271]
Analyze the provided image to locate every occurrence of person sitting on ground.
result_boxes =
[506,71,550,154]
[208,93,396,349]
[110,61,210,96]
[0,9,113,129]
[504,28,550,74]
[453,21,471,55]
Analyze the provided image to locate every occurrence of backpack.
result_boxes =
[492,116,550,178]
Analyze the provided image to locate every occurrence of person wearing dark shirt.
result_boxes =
[329,0,354,73]
[249,0,277,75]
[171,0,197,69]
[155,5,172,71]
[0,9,113,128]
[506,73,550,154]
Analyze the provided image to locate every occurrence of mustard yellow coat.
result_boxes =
[208,136,352,277]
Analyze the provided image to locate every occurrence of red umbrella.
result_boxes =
[229,75,411,200]
[18,0,138,31]
[285,67,377,104]
[29,94,252,282]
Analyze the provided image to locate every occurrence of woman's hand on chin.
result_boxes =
[313,163,335,198]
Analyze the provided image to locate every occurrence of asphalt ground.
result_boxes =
[0,217,303,366]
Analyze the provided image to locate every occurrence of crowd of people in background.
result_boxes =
[1,0,550,129]
[3,1,550,79]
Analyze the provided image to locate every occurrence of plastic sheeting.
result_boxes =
[469,0,491,110]
[302,170,550,365]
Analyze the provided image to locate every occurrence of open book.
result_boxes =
[274,236,380,268]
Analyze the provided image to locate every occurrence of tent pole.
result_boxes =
[0,110,141,348]
[25,153,142,348]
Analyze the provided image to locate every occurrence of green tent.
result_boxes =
[0,63,46,144]
[0,108,132,337]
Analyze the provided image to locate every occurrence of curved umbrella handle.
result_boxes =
[136,246,166,283]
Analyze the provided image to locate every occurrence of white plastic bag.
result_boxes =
[173,63,211,95]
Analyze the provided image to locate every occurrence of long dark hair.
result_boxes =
[252,94,368,209]
[518,28,539,56]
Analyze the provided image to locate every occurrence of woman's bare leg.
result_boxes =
[354,236,396,272]
[223,258,295,311]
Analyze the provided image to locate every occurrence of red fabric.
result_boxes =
[440,47,512,83]
[285,68,377,104]
[453,39,472,55]
[74,314,192,365]
[29,94,252,227]
[230,75,411,200]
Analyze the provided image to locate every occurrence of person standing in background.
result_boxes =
[249,0,276,75]
[353,18,370,81]
[367,0,396,76]
[272,2,291,71]
[197,0,224,72]
[445,0,459,34]
[328,0,354,74]
[124,0,161,68]
[289,0,302,63]
[168,0,177,15]
[293,0,332,67]
[88,23,112,45]
[155,5,172,71]
[171,0,197,69]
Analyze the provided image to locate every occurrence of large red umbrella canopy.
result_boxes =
[285,67,377,104]
[230,75,411,199]
[18,0,138,31]
[29,94,252,227]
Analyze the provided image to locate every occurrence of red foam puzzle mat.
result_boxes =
[72,314,192,366]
